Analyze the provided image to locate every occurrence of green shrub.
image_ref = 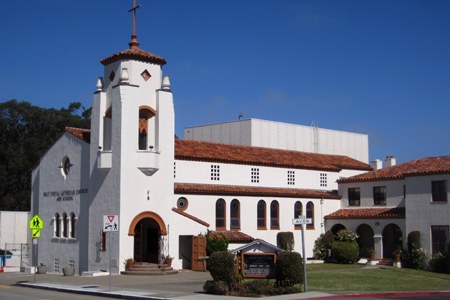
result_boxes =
[205,232,229,256]
[203,280,227,295]
[208,251,237,289]
[275,251,304,287]
[323,230,335,247]
[335,229,359,242]
[313,231,335,260]
[331,240,359,264]
[277,232,295,251]
[408,231,421,253]
[430,252,449,273]
[410,247,429,270]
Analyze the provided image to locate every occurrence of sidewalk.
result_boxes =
[2,270,449,300]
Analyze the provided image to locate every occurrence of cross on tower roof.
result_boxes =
[128,0,141,49]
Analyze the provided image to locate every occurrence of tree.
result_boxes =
[0,100,91,211]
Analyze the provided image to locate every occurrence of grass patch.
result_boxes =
[306,265,450,292]
[306,263,363,272]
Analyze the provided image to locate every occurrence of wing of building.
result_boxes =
[327,156,450,259]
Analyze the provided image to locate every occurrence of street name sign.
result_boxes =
[103,215,119,232]
[292,218,312,225]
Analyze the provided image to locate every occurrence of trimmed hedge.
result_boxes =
[408,231,421,253]
[331,240,359,264]
[208,251,237,289]
[275,251,304,287]
[277,232,295,251]
[205,233,229,256]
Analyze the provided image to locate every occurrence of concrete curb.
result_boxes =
[311,291,450,299]
[19,283,176,300]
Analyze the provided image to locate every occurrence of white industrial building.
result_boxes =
[185,119,369,163]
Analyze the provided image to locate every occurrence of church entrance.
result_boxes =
[134,218,161,264]
[128,211,167,265]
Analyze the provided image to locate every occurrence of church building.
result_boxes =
[30,6,377,274]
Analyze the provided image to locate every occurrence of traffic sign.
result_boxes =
[292,218,312,225]
[30,215,43,229]
[103,215,119,232]
[32,229,40,238]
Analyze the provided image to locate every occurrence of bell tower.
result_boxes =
[88,0,175,272]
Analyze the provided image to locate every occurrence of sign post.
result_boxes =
[29,215,43,283]
[292,216,312,292]
[103,215,119,291]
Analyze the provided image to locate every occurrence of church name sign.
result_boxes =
[242,253,276,279]
[43,188,88,201]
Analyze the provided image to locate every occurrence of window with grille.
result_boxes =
[287,170,295,185]
[320,173,327,187]
[54,259,60,273]
[432,226,449,255]
[211,165,220,181]
[251,168,259,183]
[348,188,361,206]
[294,201,302,230]
[432,181,447,202]
[216,199,226,230]
[373,186,387,205]
[270,201,279,229]
[230,199,240,230]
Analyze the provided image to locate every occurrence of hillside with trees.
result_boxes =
[0,100,91,211]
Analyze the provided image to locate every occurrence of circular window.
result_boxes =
[177,198,188,211]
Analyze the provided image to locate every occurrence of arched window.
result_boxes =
[257,200,266,230]
[216,199,226,230]
[54,213,60,238]
[62,213,68,238]
[294,201,302,230]
[138,106,156,150]
[70,213,76,238]
[230,199,240,230]
[306,201,314,229]
[270,200,280,230]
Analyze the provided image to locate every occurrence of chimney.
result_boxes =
[371,159,382,170]
[384,156,396,168]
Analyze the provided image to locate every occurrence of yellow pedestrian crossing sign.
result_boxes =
[30,215,43,229]
[32,229,41,237]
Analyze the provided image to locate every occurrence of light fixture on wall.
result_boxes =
[147,190,150,201]
[149,145,154,151]
[375,222,380,226]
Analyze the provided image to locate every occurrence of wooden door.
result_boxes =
[192,236,207,271]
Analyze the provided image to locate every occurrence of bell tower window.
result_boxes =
[138,106,156,150]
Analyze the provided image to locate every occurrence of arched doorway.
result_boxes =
[331,224,346,235]
[382,223,402,259]
[356,224,374,257]
[128,212,167,264]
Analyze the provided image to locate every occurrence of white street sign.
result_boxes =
[292,218,312,225]
[103,215,119,232]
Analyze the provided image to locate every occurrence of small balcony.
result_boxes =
[136,150,160,176]
[97,150,112,174]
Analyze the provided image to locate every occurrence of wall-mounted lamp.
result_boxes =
[149,146,154,151]
[375,222,380,226]
[147,190,150,201]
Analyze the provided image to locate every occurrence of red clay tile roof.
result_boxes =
[32,127,91,171]
[66,127,91,144]
[175,183,341,199]
[209,231,254,243]
[338,156,450,183]
[172,207,210,227]
[101,48,167,66]
[175,139,372,172]
[325,207,405,219]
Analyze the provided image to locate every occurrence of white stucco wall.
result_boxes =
[30,132,90,273]
[405,174,450,256]
[0,211,30,248]
[184,119,369,163]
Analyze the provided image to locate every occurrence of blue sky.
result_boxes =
[1,1,449,164]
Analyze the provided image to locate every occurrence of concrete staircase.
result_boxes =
[121,263,178,276]
[376,258,393,267]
